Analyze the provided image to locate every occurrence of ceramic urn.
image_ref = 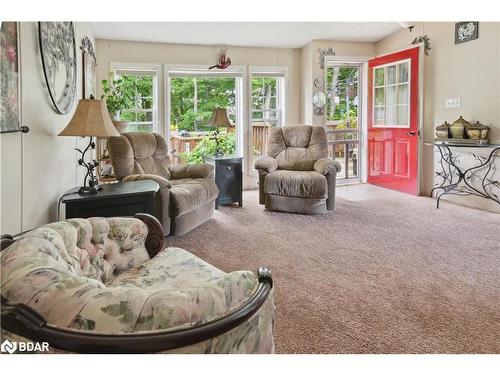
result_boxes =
[450,116,470,139]
[435,121,450,139]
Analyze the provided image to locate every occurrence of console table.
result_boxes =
[427,142,500,208]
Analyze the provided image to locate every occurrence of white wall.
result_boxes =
[0,22,95,234]
[376,22,500,213]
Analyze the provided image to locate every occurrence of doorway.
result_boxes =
[325,61,363,183]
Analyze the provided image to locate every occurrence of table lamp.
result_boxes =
[207,108,232,157]
[58,98,120,195]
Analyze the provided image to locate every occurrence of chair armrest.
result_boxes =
[123,174,172,189]
[134,214,166,258]
[314,158,342,175]
[254,156,278,173]
[169,163,214,179]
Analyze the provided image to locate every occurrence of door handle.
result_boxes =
[407,130,418,136]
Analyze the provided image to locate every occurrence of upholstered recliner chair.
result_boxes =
[107,132,219,236]
[0,215,274,353]
[254,125,341,214]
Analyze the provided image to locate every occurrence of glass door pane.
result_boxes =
[325,63,361,182]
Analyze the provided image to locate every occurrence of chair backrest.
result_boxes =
[266,126,328,170]
[108,132,172,180]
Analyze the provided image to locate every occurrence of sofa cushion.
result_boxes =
[169,178,219,217]
[264,170,328,199]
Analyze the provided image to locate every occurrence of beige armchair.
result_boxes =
[254,125,341,214]
[108,132,219,236]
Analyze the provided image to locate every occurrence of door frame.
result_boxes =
[324,55,370,184]
[367,44,424,195]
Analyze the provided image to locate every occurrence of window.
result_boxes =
[114,68,159,132]
[373,60,410,128]
[250,71,285,167]
[168,68,243,165]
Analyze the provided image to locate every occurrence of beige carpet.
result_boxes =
[167,187,500,353]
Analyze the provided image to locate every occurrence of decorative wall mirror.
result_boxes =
[81,36,96,99]
[38,22,77,114]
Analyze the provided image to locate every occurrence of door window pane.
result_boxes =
[386,85,397,107]
[375,88,384,105]
[387,65,397,85]
[374,68,384,86]
[386,106,397,126]
[397,84,408,105]
[374,108,385,125]
[397,105,409,126]
[398,62,409,83]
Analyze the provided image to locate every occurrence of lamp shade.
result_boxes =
[58,99,119,138]
[207,108,232,128]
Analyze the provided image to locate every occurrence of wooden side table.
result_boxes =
[62,180,160,219]
[203,155,243,209]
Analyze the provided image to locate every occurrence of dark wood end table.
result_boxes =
[62,180,160,219]
[203,154,243,209]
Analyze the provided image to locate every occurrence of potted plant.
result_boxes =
[101,74,130,133]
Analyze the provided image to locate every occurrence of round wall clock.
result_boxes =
[38,22,77,114]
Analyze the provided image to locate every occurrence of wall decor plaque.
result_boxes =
[38,22,77,114]
[455,22,479,44]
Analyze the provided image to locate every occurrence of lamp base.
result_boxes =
[78,185,102,195]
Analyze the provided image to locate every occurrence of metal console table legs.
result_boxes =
[428,142,500,208]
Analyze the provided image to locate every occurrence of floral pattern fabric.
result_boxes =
[0,218,275,353]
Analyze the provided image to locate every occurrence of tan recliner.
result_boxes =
[108,132,219,236]
[254,125,341,214]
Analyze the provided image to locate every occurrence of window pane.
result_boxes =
[398,62,409,83]
[397,105,409,126]
[387,65,396,85]
[386,85,397,107]
[374,107,385,125]
[386,105,397,126]
[375,88,384,105]
[397,84,409,105]
[120,111,135,122]
[375,68,384,86]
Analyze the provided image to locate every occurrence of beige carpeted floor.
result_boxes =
[167,186,500,353]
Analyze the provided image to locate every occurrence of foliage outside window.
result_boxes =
[170,76,237,164]
[325,66,359,130]
[118,74,156,132]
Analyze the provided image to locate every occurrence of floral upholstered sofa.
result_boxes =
[0,215,274,354]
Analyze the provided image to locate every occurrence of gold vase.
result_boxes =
[435,121,450,139]
[450,116,470,139]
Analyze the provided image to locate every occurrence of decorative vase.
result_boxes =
[450,116,470,139]
[465,121,482,140]
[435,121,450,139]
[479,122,490,140]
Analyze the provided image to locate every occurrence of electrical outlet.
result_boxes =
[445,98,461,108]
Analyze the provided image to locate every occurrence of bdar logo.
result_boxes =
[1,339,17,354]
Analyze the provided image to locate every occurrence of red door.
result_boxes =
[367,46,420,195]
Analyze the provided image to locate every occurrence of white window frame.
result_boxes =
[372,58,411,129]
[109,62,163,135]
[165,64,246,158]
[248,66,287,174]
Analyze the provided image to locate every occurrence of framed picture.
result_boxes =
[455,22,479,44]
[81,36,96,99]
[0,22,21,133]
